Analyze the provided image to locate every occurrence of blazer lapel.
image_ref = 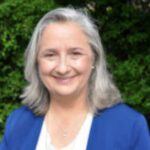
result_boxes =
[86,108,107,150]
[22,116,44,150]
[86,114,100,150]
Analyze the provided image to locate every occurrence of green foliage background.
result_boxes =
[0,0,150,139]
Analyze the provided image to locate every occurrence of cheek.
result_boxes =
[38,60,55,75]
[73,58,93,75]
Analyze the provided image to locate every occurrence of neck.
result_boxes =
[45,94,90,149]
[47,94,89,119]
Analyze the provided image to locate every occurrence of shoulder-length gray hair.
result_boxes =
[21,7,122,115]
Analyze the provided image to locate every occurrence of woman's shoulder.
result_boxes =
[101,103,144,117]
[6,106,43,132]
[8,106,37,121]
[90,104,150,149]
[96,103,148,127]
[1,106,44,148]
[93,103,149,138]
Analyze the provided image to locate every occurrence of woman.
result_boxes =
[0,7,150,150]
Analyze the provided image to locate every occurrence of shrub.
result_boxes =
[0,0,57,138]
[54,0,150,125]
[0,0,150,139]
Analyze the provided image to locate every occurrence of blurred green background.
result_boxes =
[0,0,150,139]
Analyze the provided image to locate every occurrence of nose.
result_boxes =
[55,56,70,75]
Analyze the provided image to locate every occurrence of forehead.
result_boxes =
[41,21,88,41]
[39,22,92,50]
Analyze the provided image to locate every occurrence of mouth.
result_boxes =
[53,76,76,84]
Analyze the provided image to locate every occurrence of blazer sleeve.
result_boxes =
[0,108,20,150]
[0,107,43,150]
[0,133,7,149]
[0,112,13,149]
[131,115,150,150]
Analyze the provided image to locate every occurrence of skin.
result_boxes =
[37,21,94,148]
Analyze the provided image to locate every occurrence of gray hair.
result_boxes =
[21,7,122,115]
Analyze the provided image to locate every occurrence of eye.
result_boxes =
[70,51,83,59]
[45,53,55,57]
[72,52,82,55]
[44,52,58,60]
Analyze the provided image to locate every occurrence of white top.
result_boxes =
[36,113,93,150]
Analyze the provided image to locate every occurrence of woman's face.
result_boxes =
[37,22,94,99]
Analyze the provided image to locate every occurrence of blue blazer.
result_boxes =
[0,103,150,150]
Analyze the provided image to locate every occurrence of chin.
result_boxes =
[52,87,80,97]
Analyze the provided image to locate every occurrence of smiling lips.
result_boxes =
[54,76,76,84]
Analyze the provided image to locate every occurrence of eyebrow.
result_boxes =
[43,47,84,52]
[43,48,57,53]
[69,47,84,51]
